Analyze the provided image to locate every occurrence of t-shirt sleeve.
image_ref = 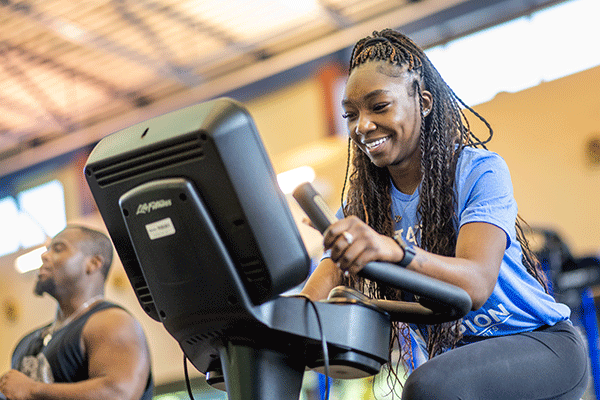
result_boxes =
[456,150,518,249]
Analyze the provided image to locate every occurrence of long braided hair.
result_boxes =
[340,29,548,373]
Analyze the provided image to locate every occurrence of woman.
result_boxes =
[301,29,588,399]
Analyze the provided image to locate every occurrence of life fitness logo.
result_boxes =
[136,199,172,215]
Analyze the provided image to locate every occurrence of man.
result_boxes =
[0,225,153,400]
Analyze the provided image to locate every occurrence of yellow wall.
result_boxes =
[1,62,600,386]
[477,64,600,256]
[246,78,329,162]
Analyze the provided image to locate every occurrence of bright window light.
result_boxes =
[530,0,600,82]
[0,179,67,258]
[18,180,67,242]
[0,197,20,256]
[17,211,48,249]
[425,0,600,106]
[277,166,316,194]
[15,246,47,274]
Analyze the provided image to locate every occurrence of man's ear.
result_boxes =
[86,254,104,275]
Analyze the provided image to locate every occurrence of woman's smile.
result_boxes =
[363,136,390,153]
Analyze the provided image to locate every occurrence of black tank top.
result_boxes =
[11,301,153,400]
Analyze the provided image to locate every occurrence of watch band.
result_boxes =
[393,233,416,267]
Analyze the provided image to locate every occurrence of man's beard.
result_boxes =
[34,277,57,297]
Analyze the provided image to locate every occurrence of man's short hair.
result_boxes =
[61,224,114,280]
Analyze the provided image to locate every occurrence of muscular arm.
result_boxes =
[302,216,505,310]
[0,308,151,400]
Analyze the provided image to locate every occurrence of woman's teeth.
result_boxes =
[366,137,388,149]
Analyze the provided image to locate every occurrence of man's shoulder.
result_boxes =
[87,302,139,325]
[84,302,146,340]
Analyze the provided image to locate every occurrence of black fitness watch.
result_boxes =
[393,233,416,267]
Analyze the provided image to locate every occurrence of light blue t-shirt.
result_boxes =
[326,147,570,358]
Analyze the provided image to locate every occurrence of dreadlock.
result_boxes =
[340,28,547,382]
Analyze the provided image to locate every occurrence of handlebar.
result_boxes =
[292,182,472,323]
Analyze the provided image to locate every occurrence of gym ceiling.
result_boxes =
[0,0,565,176]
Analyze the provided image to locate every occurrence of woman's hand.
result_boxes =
[323,216,404,276]
[317,216,505,310]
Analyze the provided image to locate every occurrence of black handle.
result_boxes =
[292,182,472,323]
[292,182,337,234]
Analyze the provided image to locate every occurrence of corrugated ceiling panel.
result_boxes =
[0,0,564,173]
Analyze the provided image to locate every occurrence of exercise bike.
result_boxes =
[84,98,472,399]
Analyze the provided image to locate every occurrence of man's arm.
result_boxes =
[0,307,151,400]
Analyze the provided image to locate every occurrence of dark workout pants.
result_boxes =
[402,321,589,400]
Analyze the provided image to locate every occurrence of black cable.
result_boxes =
[183,353,196,400]
[305,297,330,400]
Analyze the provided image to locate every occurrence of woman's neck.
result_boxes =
[388,164,422,195]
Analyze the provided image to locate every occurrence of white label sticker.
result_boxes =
[145,217,176,240]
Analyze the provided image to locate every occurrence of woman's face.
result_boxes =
[342,61,432,170]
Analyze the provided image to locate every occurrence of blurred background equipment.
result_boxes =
[528,226,600,400]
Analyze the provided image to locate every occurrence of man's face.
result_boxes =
[35,228,88,298]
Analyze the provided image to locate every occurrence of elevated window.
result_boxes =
[425,0,600,105]
[0,180,67,257]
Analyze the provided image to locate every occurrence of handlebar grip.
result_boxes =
[292,182,338,234]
